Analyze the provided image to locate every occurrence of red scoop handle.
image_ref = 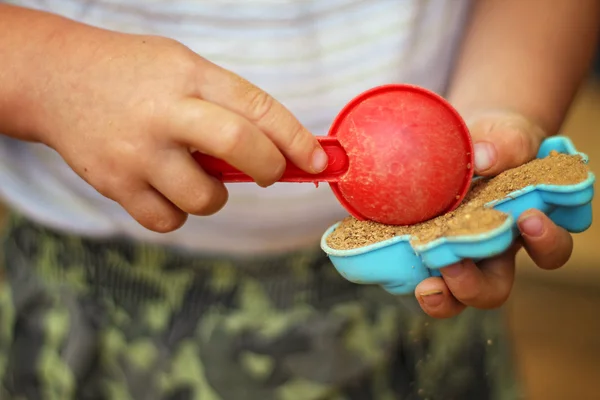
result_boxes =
[192,136,349,183]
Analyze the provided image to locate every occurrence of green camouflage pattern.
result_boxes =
[0,213,522,400]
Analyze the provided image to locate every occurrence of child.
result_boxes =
[0,0,598,399]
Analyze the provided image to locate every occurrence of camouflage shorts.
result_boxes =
[0,213,522,400]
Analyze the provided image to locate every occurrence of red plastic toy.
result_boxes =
[193,84,474,226]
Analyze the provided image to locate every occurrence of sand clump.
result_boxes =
[326,152,590,250]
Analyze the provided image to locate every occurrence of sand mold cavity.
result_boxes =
[326,152,590,250]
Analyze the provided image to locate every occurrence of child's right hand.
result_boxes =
[23,30,327,233]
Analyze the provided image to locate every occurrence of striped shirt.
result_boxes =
[0,0,472,255]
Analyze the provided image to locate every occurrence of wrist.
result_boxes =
[0,5,106,146]
[446,90,552,140]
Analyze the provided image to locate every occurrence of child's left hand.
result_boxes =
[415,111,574,318]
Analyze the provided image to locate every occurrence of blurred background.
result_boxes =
[508,62,600,399]
[1,56,599,400]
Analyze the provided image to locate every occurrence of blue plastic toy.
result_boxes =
[320,136,595,296]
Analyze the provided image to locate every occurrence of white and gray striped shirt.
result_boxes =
[0,0,472,255]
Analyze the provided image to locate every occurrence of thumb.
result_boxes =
[465,111,547,177]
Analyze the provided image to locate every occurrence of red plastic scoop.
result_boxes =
[193,84,474,226]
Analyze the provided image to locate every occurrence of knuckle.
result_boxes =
[257,162,285,188]
[147,212,187,233]
[451,278,483,304]
[245,87,274,122]
[539,244,572,270]
[185,186,227,216]
[216,119,249,157]
[186,192,215,215]
[173,54,202,86]
[130,199,187,233]
[502,115,543,165]
[543,260,566,270]
[90,173,123,201]
[559,243,574,264]
[530,227,567,255]
[137,98,165,129]
[108,139,145,165]
[93,179,116,200]
[455,288,481,305]
[481,290,510,310]
[154,36,198,68]
[532,245,554,261]
[283,123,307,151]
[514,127,536,164]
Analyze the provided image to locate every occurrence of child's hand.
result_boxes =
[28,32,326,233]
[415,111,574,318]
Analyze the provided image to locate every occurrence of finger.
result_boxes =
[466,111,546,176]
[415,277,466,318]
[197,64,328,173]
[117,186,187,233]
[518,209,573,270]
[440,244,519,309]
[166,98,286,187]
[147,147,229,216]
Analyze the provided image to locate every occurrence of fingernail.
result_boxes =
[474,142,497,172]
[311,147,328,173]
[419,290,444,307]
[519,215,544,237]
[441,262,463,278]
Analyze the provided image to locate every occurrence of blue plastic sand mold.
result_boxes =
[320,136,595,296]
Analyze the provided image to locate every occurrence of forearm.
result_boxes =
[447,0,600,135]
[0,4,99,143]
